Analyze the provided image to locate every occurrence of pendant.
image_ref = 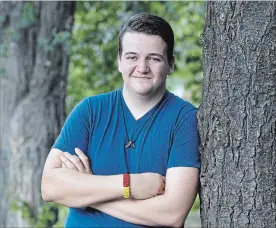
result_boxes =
[125,141,135,149]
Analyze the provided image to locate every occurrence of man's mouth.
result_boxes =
[132,76,151,79]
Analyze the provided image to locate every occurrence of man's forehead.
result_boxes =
[122,32,164,43]
[121,32,167,55]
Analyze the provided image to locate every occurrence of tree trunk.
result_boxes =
[0,2,75,227]
[198,1,276,227]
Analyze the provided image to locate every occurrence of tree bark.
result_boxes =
[0,2,75,227]
[198,1,276,227]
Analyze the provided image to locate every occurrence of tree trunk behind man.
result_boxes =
[198,1,276,227]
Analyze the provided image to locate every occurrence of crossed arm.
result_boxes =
[41,148,199,227]
[41,148,125,207]
[91,167,198,227]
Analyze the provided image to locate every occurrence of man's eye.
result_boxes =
[149,57,161,62]
[153,58,161,62]
[126,56,137,60]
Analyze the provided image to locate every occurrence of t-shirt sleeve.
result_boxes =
[167,108,200,169]
[52,98,91,155]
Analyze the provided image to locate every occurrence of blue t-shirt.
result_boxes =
[53,88,200,227]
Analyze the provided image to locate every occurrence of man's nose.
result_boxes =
[136,59,149,73]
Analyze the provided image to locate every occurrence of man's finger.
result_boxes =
[75,148,91,173]
[60,155,76,170]
[63,152,85,172]
[62,162,67,168]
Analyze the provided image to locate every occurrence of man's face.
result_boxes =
[118,32,174,97]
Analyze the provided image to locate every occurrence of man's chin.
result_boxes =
[132,87,153,96]
[124,84,164,97]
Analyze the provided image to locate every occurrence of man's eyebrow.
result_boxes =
[124,52,137,56]
[124,52,165,59]
[148,53,164,59]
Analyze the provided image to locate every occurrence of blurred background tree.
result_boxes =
[0,1,75,227]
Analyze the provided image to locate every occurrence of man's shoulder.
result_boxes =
[84,88,121,106]
[167,91,197,115]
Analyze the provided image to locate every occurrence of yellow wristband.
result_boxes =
[123,186,130,198]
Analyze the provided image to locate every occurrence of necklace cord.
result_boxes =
[120,94,159,147]
[119,89,168,172]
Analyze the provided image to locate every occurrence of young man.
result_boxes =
[41,12,200,227]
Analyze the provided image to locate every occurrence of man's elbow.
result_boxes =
[41,182,56,202]
[41,176,86,208]
[171,218,185,228]
[41,189,52,202]
[165,212,186,228]
[41,178,53,202]
[41,172,58,202]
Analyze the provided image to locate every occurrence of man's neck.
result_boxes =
[122,87,166,120]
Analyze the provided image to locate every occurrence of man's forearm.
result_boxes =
[92,193,185,227]
[41,168,123,208]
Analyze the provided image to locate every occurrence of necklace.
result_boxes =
[120,91,166,149]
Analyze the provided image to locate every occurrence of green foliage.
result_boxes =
[53,206,69,228]
[191,195,200,212]
[67,2,123,112]
[12,200,60,228]
[168,2,205,105]
[11,200,36,225]
[35,203,59,228]
[19,2,37,29]
[38,31,72,54]
[52,31,72,53]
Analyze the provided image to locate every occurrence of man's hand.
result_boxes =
[60,148,165,199]
[131,173,165,199]
[60,148,92,174]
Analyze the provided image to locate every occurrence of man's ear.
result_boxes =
[117,55,122,73]
[168,56,175,75]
